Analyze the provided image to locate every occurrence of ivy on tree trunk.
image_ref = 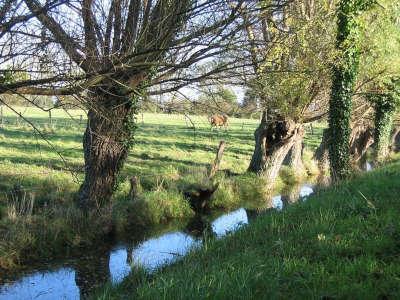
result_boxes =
[372,95,396,163]
[328,0,375,181]
[78,86,140,210]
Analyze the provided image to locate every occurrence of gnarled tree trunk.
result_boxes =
[248,111,303,183]
[284,126,305,177]
[349,124,374,163]
[78,89,134,210]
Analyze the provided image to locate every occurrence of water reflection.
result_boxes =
[279,184,314,210]
[74,250,110,298]
[272,195,283,210]
[132,232,201,271]
[364,161,373,172]
[300,184,314,198]
[211,208,248,238]
[0,268,79,300]
[185,215,214,238]
[109,248,131,283]
[0,184,314,300]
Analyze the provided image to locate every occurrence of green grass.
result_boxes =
[0,106,325,271]
[97,156,400,299]
[0,106,324,182]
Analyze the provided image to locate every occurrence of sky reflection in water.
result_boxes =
[0,184,313,300]
[0,268,79,300]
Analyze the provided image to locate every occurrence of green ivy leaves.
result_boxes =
[329,0,375,180]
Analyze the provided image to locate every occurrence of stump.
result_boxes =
[183,183,219,213]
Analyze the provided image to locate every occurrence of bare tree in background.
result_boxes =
[0,0,254,209]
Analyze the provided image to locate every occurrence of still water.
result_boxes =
[0,184,314,300]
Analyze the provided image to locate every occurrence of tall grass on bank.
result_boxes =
[0,204,113,270]
[97,157,400,299]
[6,187,34,220]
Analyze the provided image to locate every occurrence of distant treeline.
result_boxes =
[2,91,260,119]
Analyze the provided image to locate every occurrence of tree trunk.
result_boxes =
[329,65,353,181]
[78,89,135,210]
[391,127,400,153]
[349,124,374,163]
[248,112,302,183]
[313,128,330,173]
[374,100,395,163]
[328,0,366,181]
[284,126,305,177]
[248,111,269,173]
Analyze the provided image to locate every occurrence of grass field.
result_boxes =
[0,106,324,271]
[0,106,323,194]
[97,155,400,299]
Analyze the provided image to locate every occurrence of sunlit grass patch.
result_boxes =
[127,189,195,226]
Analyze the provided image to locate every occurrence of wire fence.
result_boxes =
[0,105,261,130]
[0,112,86,128]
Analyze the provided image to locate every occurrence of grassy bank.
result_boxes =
[97,157,400,299]
[0,107,323,271]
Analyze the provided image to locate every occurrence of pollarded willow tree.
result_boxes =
[328,0,376,181]
[236,0,336,183]
[0,0,249,210]
[357,0,400,163]
[366,81,400,163]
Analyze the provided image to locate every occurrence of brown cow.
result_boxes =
[209,114,228,130]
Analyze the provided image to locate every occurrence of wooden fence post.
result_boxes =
[209,140,226,178]
[309,123,314,135]
[48,110,52,126]
[0,105,3,127]
[129,176,139,200]
[16,112,21,126]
